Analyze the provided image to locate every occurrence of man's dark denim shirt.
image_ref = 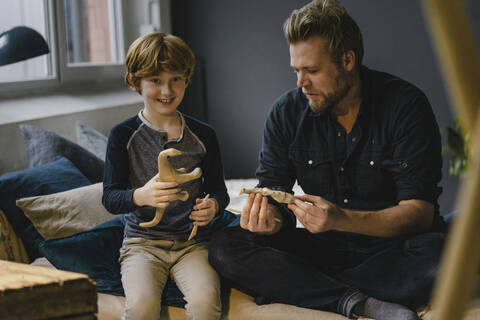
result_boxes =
[256,66,445,234]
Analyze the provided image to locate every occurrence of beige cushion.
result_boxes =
[34,257,480,320]
[0,209,29,263]
[97,289,348,320]
[225,288,348,320]
[96,290,480,320]
[16,183,115,240]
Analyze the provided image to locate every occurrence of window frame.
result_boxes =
[0,0,125,97]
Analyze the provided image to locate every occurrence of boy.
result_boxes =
[102,32,229,320]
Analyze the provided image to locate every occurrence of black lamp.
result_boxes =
[0,26,49,66]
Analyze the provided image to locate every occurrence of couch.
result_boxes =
[1,122,479,320]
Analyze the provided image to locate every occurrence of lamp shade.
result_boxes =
[0,26,49,66]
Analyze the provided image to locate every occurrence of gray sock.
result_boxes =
[352,297,419,320]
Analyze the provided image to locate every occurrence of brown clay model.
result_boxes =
[187,193,210,241]
[239,187,296,204]
[139,148,202,228]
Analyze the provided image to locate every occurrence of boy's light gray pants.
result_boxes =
[119,237,221,320]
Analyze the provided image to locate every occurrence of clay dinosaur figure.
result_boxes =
[187,193,210,241]
[239,187,296,204]
[139,148,202,228]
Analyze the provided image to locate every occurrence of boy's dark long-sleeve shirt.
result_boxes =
[257,66,445,234]
[102,111,229,241]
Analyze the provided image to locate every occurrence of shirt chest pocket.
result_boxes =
[289,149,332,196]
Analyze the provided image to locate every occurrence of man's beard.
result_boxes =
[308,71,353,113]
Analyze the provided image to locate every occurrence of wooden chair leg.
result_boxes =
[422,1,480,319]
[430,118,480,319]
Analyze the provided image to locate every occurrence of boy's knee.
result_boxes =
[123,296,161,320]
[185,287,221,320]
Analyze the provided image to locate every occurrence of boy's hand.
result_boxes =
[190,198,219,226]
[133,174,182,208]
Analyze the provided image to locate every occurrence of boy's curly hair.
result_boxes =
[125,32,195,92]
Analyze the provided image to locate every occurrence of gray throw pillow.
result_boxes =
[16,183,115,240]
[19,124,104,183]
[75,121,108,161]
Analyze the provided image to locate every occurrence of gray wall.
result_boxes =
[171,0,477,214]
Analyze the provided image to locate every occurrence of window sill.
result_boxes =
[0,85,143,126]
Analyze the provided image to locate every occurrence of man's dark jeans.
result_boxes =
[208,226,445,317]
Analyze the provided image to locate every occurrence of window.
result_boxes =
[64,0,123,64]
[0,0,124,94]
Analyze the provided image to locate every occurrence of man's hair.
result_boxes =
[125,32,195,91]
[283,0,363,67]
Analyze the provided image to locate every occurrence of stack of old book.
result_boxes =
[0,260,97,320]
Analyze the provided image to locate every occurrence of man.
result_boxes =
[209,0,445,319]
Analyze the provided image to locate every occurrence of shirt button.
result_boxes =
[370,161,374,166]
[338,132,341,137]
[340,167,344,172]
[308,160,313,165]
[352,137,356,142]
[343,198,349,204]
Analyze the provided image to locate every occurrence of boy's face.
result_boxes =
[137,71,187,117]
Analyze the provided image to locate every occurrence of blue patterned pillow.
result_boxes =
[0,157,91,260]
[20,124,104,183]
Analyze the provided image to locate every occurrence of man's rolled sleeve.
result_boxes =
[388,92,443,205]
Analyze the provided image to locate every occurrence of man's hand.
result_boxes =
[290,195,434,237]
[190,197,219,226]
[240,193,283,235]
[133,174,182,208]
[288,194,344,234]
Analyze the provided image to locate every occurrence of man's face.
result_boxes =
[290,36,353,113]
